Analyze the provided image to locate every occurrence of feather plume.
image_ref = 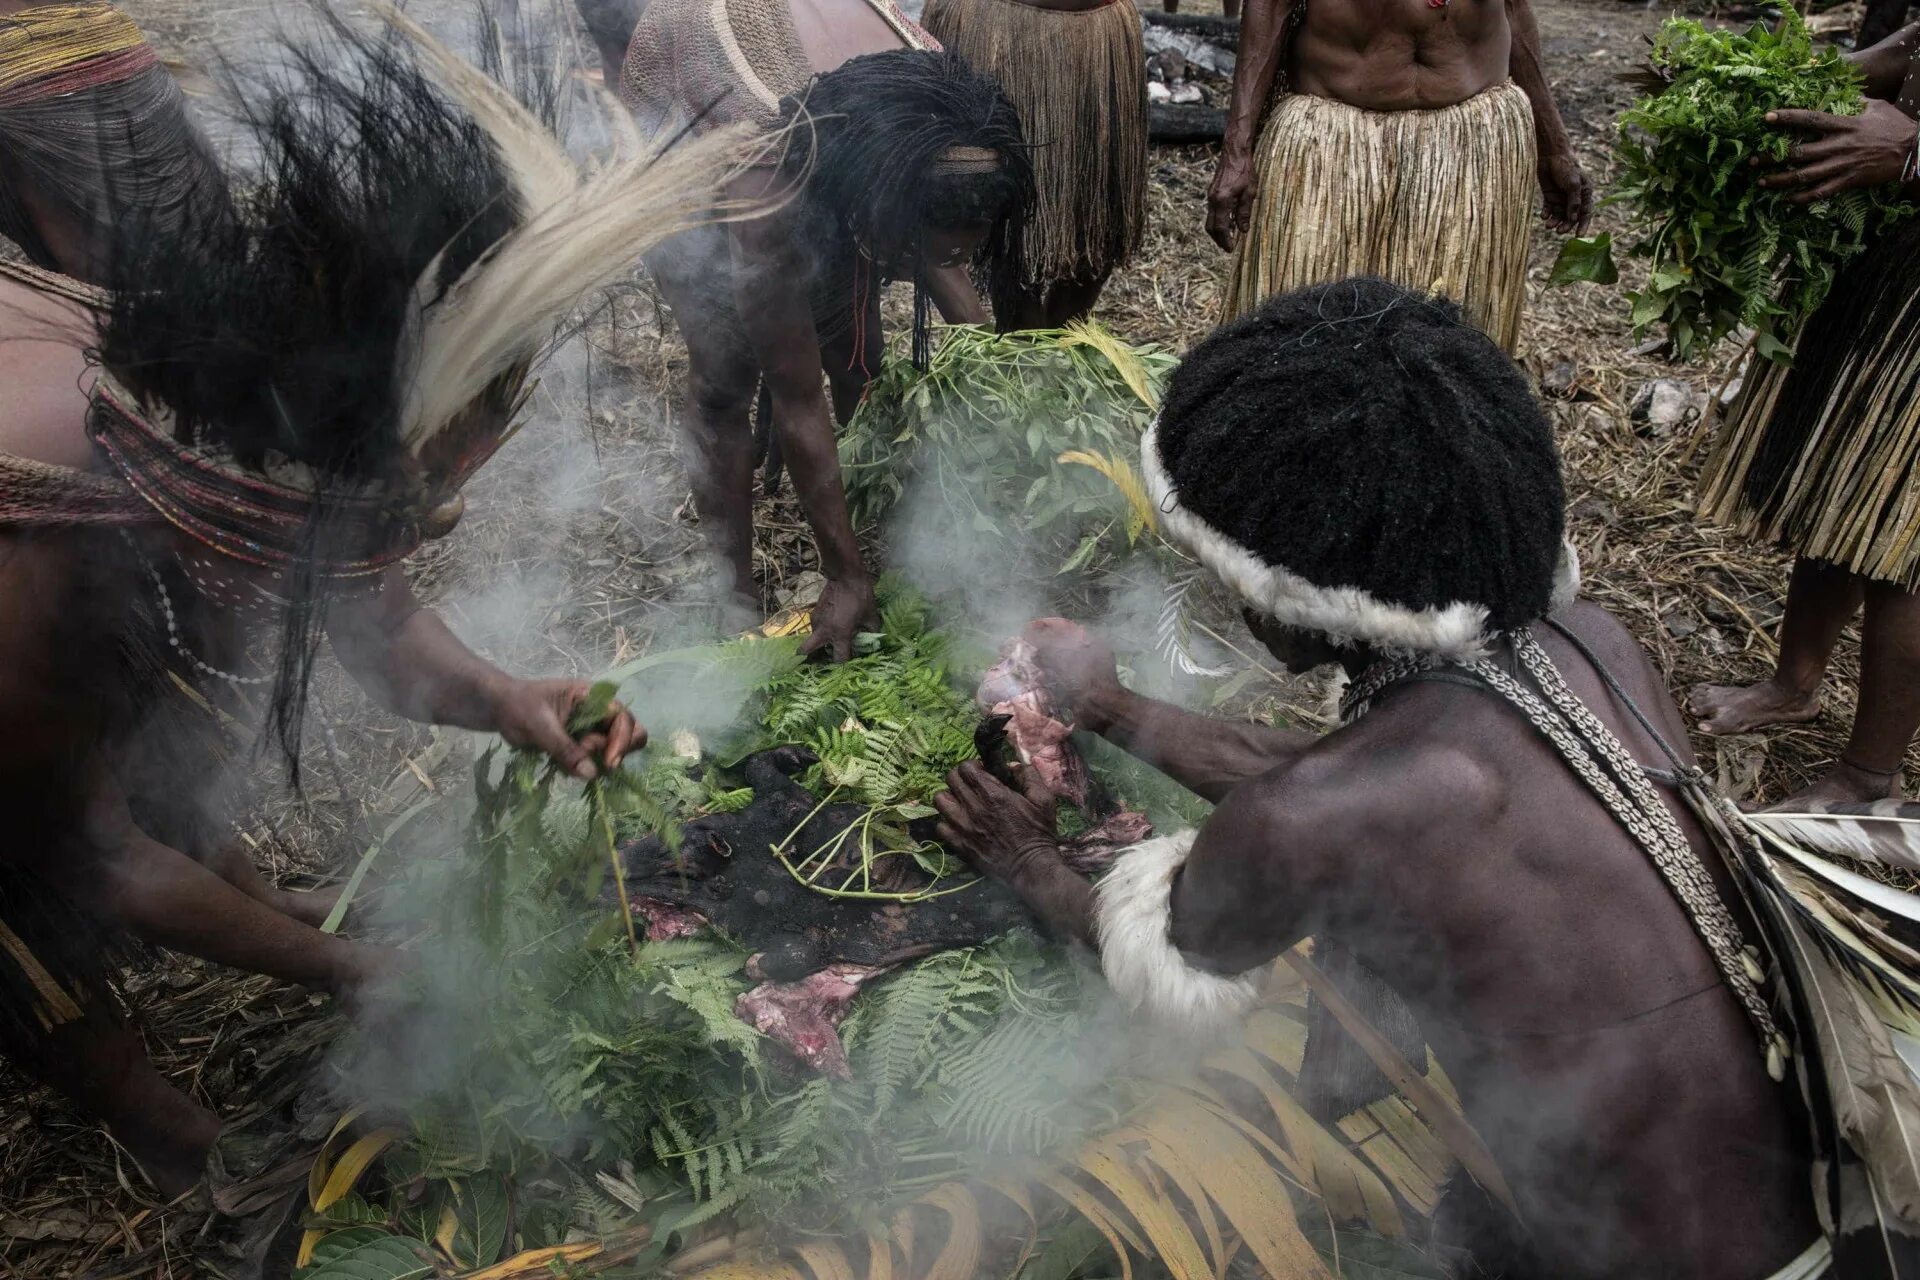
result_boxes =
[1745,803,1920,876]
[363,0,579,215]
[1767,896,1920,1227]
[397,122,767,451]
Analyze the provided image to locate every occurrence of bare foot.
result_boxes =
[1688,680,1822,735]
[271,882,344,929]
[1762,760,1906,812]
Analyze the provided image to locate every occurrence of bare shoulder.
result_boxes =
[1171,725,1504,971]
[1201,726,1507,870]
[0,276,98,469]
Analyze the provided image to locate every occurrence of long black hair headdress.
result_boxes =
[779,49,1032,367]
[90,3,765,776]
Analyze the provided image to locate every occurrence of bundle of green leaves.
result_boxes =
[1550,10,1914,361]
[838,324,1176,579]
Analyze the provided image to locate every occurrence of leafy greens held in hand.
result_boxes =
[1550,10,1914,362]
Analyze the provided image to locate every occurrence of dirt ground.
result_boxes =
[1,0,1895,1275]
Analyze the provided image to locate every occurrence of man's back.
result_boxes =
[1226,605,1816,1277]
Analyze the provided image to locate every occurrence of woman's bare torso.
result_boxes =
[1292,0,1513,111]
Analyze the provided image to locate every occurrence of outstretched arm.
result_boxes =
[1012,618,1313,802]
[1206,0,1288,251]
[1507,0,1592,232]
[328,569,640,778]
[932,759,1325,975]
[1850,21,1920,100]
[728,193,878,661]
[924,264,989,326]
[1084,682,1312,803]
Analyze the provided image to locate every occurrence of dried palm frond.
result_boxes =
[665,995,1480,1280]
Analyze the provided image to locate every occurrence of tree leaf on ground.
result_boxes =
[299,1235,434,1280]
[1548,233,1619,285]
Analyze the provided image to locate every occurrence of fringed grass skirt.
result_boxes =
[1700,222,1920,588]
[921,0,1146,298]
[1223,83,1537,352]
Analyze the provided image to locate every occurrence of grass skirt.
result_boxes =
[1699,222,1920,588]
[921,0,1146,299]
[1222,83,1536,352]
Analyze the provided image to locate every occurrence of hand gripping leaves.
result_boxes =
[1551,10,1915,362]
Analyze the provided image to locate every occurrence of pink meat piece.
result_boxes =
[734,962,886,1079]
[978,640,1090,807]
[633,897,707,942]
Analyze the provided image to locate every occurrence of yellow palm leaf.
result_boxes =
[914,1183,983,1280]
[1140,1098,1335,1280]
[1210,1048,1404,1236]
[792,1241,857,1280]
[1060,322,1158,410]
[863,1233,893,1280]
[1074,1138,1213,1280]
[687,1262,808,1280]
[1108,1125,1226,1273]
[978,1173,1041,1273]
[1058,449,1158,542]
[1039,1168,1142,1280]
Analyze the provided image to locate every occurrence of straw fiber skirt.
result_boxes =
[1700,221,1920,588]
[921,0,1146,295]
[1223,83,1537,352]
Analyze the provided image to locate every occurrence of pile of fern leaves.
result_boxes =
[1550,9,1914,361]
[300,587,1142,1275]
[838,323,1175,580]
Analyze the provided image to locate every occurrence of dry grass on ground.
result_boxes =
[1,1,1905,1274]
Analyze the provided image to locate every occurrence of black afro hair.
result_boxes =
[1155,277,1566,635]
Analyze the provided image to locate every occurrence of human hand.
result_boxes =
[1539,153,1594,232]
[934,760,1067,887]
[489,677,645,780]
[1206,146,1257,252]
[1760,100,1919,203]
[800,575,881,664]
[1020,617,1123,729]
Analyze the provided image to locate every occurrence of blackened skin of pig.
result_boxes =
[616,747,1036,981]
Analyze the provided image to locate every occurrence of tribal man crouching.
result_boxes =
[622,3,1034,659]
[934,279,1823,1278]
[0,18,754,1192]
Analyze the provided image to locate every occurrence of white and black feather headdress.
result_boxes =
[1144,278,1579,661]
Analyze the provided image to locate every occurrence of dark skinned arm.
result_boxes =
[728,178,878,660]
[1206,0,1288,251]
[328,568,641,779]
[1082,682,1313,803]
[1014,618,1313,802]
[1507,0,1593,232]
[923,263,989,326]
[933,758,1327,973]
[1850,21,1920,100]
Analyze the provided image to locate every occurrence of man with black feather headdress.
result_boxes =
[620,0,1034,661]
[931,280,1863,1278]
[0,11,754,1192]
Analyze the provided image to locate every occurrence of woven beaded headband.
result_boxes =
[87,377,424,577]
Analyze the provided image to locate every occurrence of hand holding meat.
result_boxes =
[1760,100,1919,202]
[1004,618,1124,727]
[934,761,1068,886]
